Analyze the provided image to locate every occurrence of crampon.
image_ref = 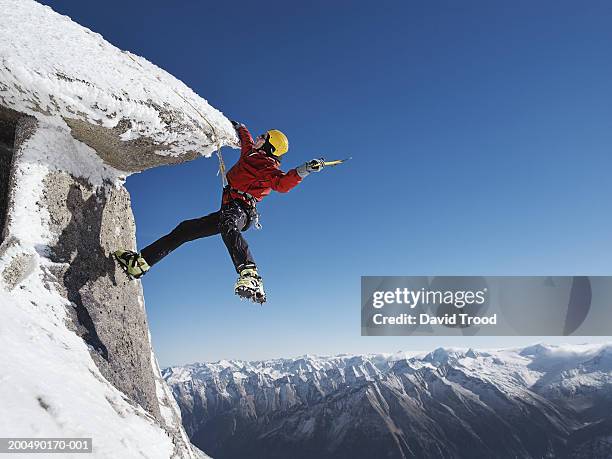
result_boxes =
[113,250,150,280]
[234,266,266,304]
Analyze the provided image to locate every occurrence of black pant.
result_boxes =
[141,200,255,272]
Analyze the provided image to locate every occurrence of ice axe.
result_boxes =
[323,157,352,167]
[309,157,352,170]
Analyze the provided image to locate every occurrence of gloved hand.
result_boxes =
[230,120,244,130]
[296,158,325,178]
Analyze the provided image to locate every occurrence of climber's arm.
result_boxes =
[268,168,303,193]
[231,120,254,157]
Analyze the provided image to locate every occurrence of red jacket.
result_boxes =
[223,125,302,206]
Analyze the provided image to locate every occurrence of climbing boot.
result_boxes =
[235,265,266,304]
[113,250,150,279]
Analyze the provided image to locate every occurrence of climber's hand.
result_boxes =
[308,158,325,172]
[296,158,325,178]
[230,120,244,130]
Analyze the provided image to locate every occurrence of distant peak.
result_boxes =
[519,344,552,357]
[424,347,461,364]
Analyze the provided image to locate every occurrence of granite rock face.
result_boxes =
[0,1,236,456]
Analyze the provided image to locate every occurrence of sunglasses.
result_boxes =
[259,133,276,154]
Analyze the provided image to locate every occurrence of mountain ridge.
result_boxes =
[164,343,612,458]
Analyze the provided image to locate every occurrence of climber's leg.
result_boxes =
[140,211,220,266]
[219,201,255,272]
[219,201,265,303]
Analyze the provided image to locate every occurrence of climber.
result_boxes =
[114,121,326,304]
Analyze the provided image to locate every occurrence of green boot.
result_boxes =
[235,265,266,304]
[113,250,150,279]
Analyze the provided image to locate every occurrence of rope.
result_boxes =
[124,52,228,188]
[216,146,228,187]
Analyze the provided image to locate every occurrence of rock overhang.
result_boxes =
[0,2,219,455]
[0,0,238,174]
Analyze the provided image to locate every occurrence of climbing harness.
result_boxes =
[223,186,262,230]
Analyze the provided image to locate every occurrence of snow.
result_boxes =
[166,343,612,458]
[0,267,178,458]
[6,125,122,257]
[0,177,207,455]
[166,343,612,405]
[0,1,220,456]
[5,136,51,247]
[0,0,237,173]
[22,122,124,187]
[0,129,207,456]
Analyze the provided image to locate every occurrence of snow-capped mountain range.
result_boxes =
[163,343,612,458]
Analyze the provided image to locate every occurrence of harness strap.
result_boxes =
[224,186,262,230]
[224,186,257,206]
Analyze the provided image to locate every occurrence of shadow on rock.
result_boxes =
[50,183,117,360]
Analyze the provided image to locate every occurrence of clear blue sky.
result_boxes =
[41,1,612,366]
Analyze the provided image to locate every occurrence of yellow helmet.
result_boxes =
[265,129,289,156]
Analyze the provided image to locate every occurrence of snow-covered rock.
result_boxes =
[0,1,237,457]
[165,343,612,458]
[0,0,237,172]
